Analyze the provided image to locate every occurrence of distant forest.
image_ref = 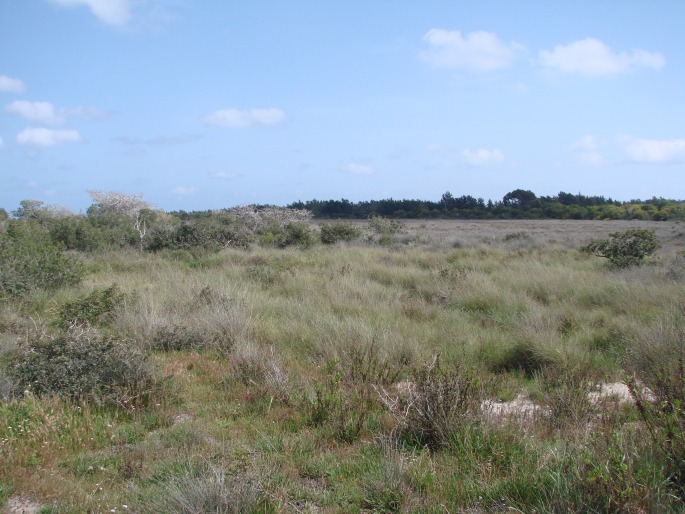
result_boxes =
[282,190,684,221]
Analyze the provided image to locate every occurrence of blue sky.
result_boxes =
[1,0,684,212]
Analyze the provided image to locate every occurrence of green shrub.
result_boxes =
[7,326,156,408]
[583,228,660,268]
[54,284,127,330]
[320,222,362,245]
[0,220,83,300]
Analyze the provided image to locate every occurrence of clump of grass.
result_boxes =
[226,341,291,405]
[625,308,685,499]
[136,459,270,513]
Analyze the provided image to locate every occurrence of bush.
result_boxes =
[377,356,483,450]
[583,228,660,268]
[7,326,156,408]
[54,284,127,330]
[320,222,362,245]
[0,220,83,299]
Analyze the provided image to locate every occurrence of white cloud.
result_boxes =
[462,148,504,166]
[49,0,131,26]
[0,75,26,93]
[420,29,523,72]
[63,106,108,120]
[621,136,685,164]
[172,186,197,196]
[6,101,107,124]
[209,171,238,179]
[571,135,602,165]
[16,128,81,147]
[202,108,286,128]
[539,38,664,76]
[0,136,4,149]
[343,163,375,175]
[5,101,65,124]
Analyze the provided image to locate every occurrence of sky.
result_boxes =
[1,0,684,213]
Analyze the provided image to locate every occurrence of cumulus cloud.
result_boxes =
[571,135,602,165]
[420,29,523,72]
[539,38,664,76]
[621,136,685,164]
[202,108,286,128]
[16,128,82,147]
[0,75,26,93]
[462,148,504,166]
[343,163,375,175]
[5,101,65,124]
[49,0,131,26]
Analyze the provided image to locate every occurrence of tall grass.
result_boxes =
[1,222,684,512]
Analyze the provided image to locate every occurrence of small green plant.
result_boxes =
[583,228,660,268]
[319,222,362,245]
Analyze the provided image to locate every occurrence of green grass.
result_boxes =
[1,222,685,512]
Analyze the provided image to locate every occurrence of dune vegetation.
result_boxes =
[1,210,684,512]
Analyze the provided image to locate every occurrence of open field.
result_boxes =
[1,220,684,513]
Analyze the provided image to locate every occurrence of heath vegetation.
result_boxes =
[1,195,684,512]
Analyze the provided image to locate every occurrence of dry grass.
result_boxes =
[1,220,684,512]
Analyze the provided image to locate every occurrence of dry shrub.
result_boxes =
[377,356,484,450]
[7,324,156,408]
[227,341,290,404]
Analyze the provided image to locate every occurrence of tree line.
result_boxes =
[288,190,685,221]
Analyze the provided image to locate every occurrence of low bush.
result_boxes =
[377,356,483,450]
[583,228,660,268]
[7,326,156,408]
[54,284,127,330]
[320,222,362,245]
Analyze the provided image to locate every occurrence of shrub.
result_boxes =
[583,228,660,268]
[377,356,483,450]
[320,222,362,245]
[368,215,406,236]
[0,220,83,299]
[7,326,156,408]
[54,284,127,330]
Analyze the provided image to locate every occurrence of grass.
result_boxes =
[1,220,684,512]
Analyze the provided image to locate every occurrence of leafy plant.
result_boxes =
[583,228,660,268]
[7,325,156,408]
[0,220,83,300]
[54,284,127,330]
[319,222,362,245]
